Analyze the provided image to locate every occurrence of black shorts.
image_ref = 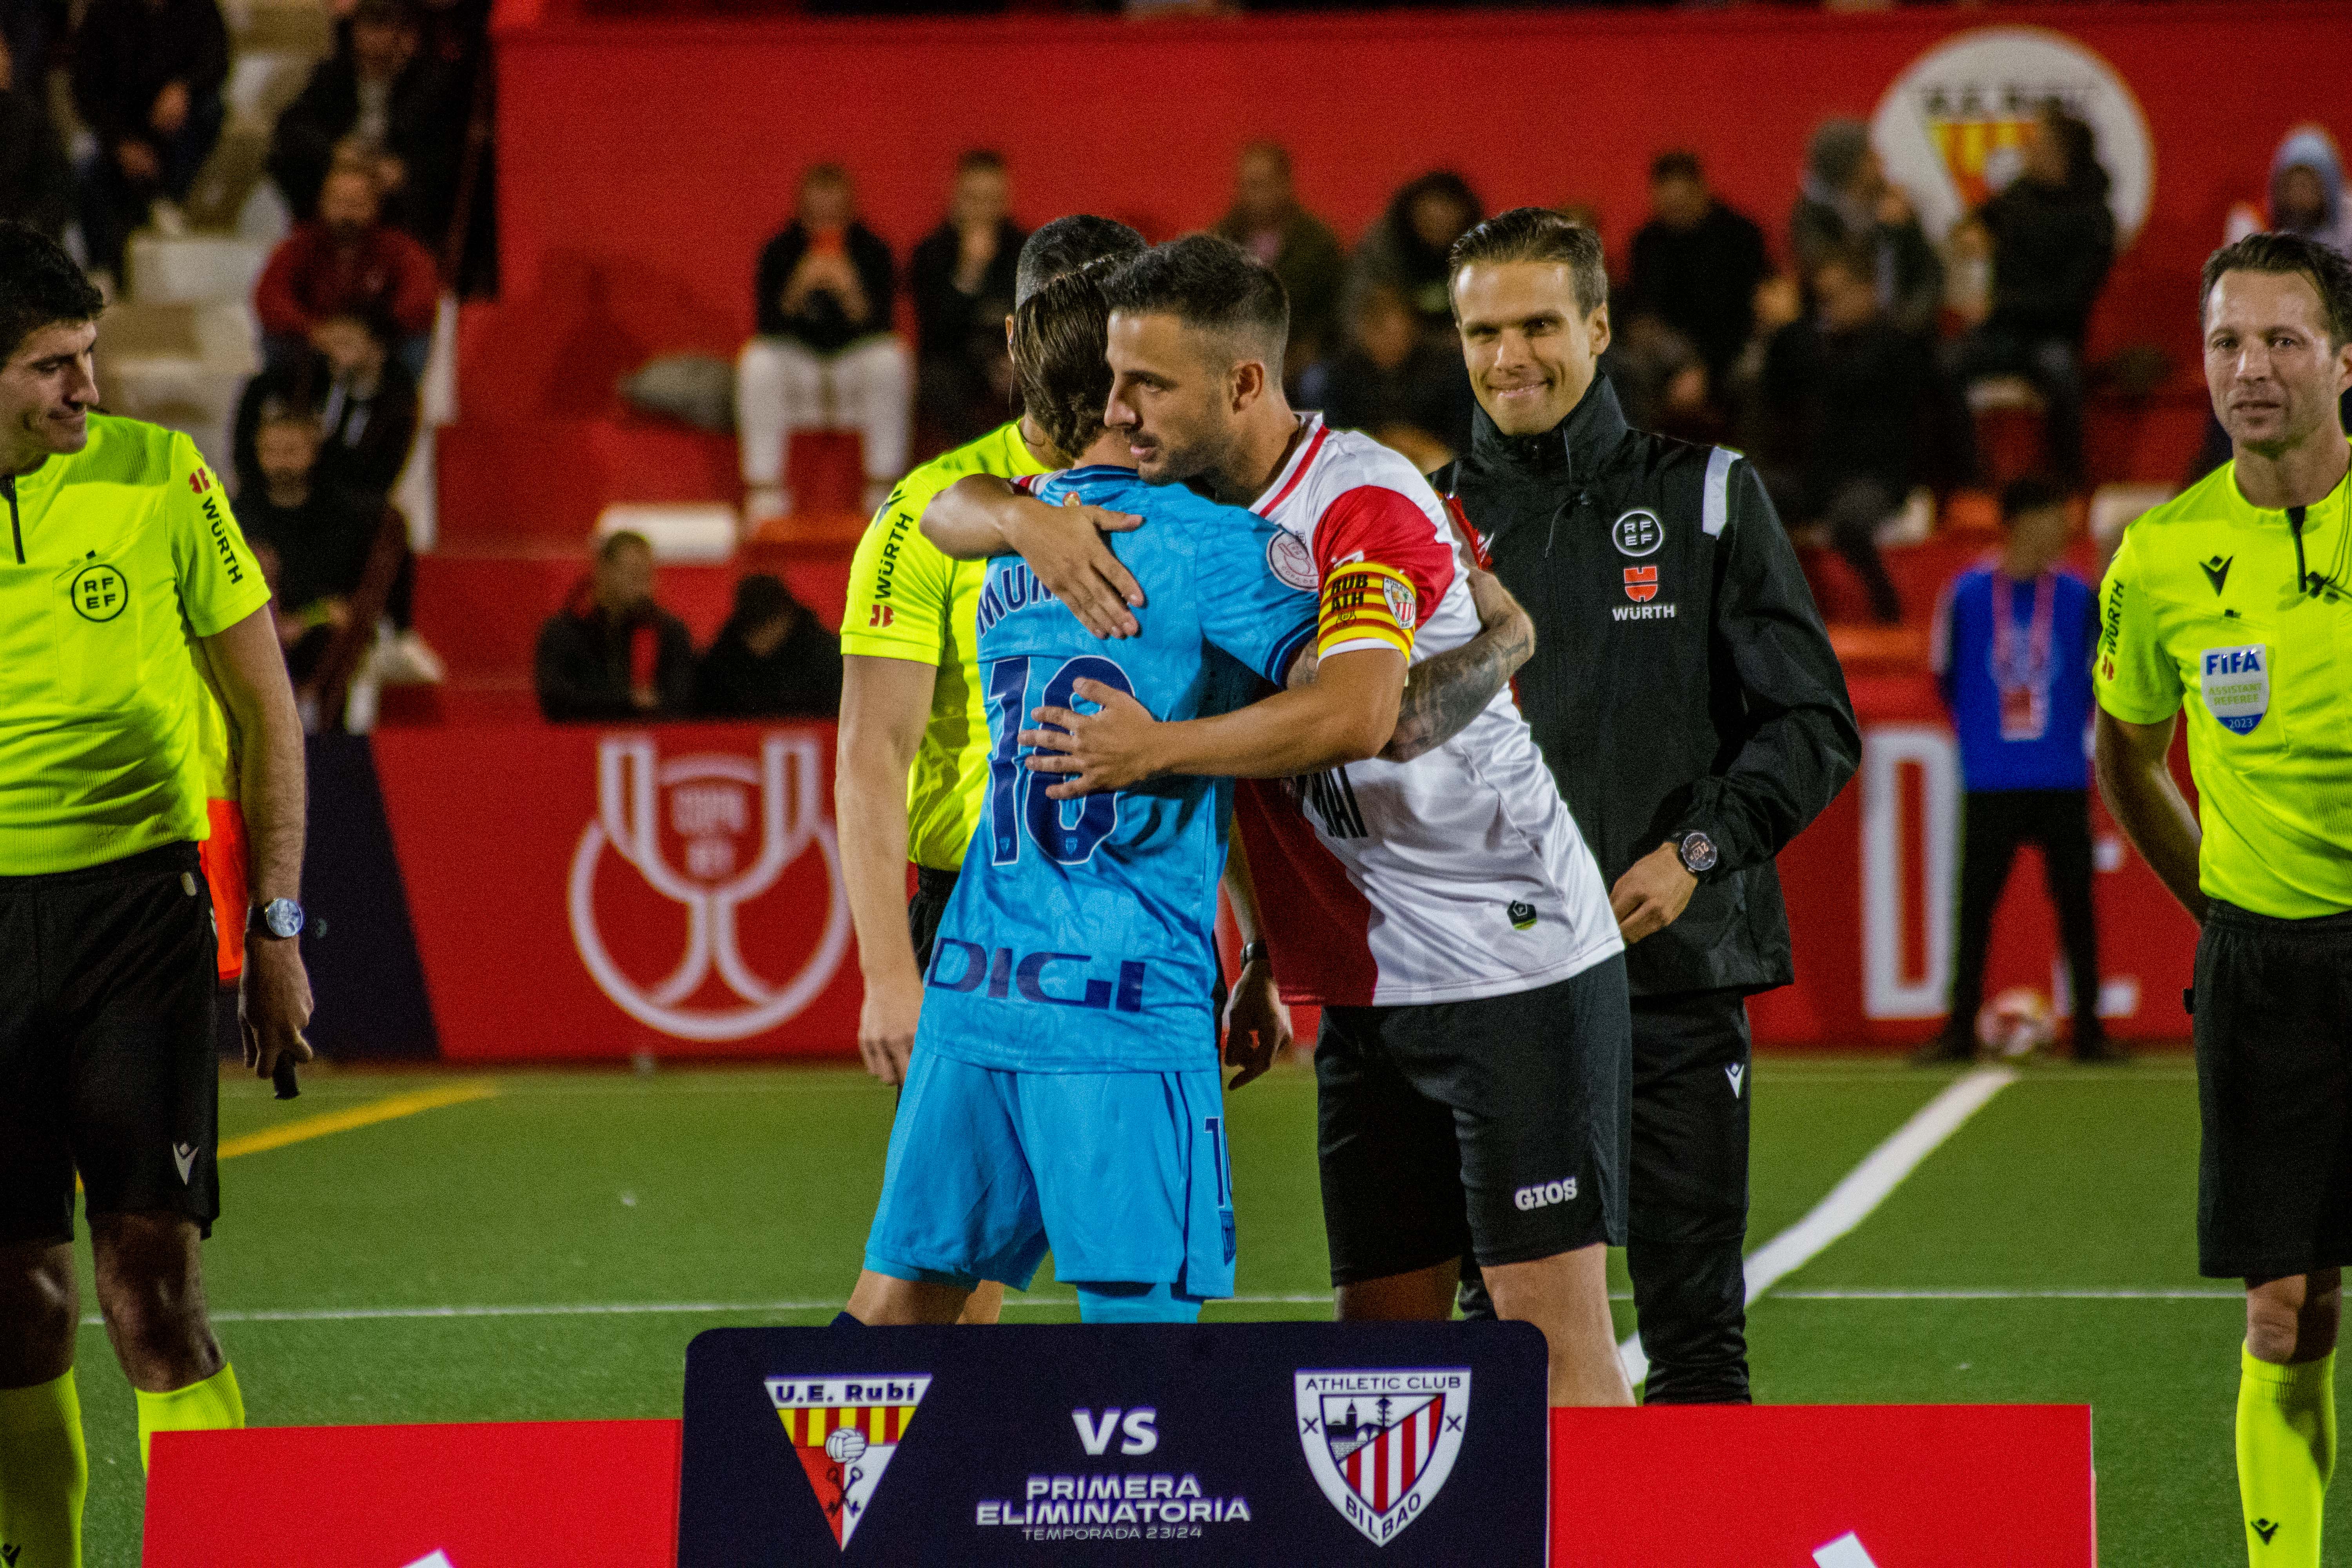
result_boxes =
[1316,955,1630,1284]
[0,842,222,1245]
[908,866,958,974]
[2194,900,2352,1280]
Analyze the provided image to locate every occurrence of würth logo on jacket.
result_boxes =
[1622,566,1659,604]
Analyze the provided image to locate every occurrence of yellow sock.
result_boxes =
[2238,1343,2336,1565]
[0,1370,87,1568]
[134,1362,244,1474]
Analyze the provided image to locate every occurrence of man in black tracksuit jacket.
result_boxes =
[1434,210,1860,1403]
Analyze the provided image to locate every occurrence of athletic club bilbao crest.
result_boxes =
[766,1374,931,1550]
[1871,27,2152,247]
[1295,1368,1468,1546]
[567,734,851,1042]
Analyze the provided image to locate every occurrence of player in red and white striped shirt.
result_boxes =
[926,236,1632,1406]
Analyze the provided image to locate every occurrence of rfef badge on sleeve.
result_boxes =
[2200,644,2270,735]
[679,1322,1546,1565]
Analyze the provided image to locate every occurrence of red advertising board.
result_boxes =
[1550,1405,2096,1567]
[369,710,2195,1060]
[373,722,860,1059]
[141,1405,2093,1565]
[143,1419,681,1566]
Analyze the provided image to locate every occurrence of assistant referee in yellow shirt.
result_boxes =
[2094,231,2352,1568]
[0,225,313,1567]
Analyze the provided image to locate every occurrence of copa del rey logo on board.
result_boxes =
[568,733,852,1042]
[1295,1368,1470,1546]
[767,1374,932,1550]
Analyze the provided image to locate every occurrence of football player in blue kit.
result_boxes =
[843,263,1385,1326]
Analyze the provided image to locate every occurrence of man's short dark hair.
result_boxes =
[599,529,652,563]
[731,572,796,628]
[1446,207,1608,318]
[2201,230,2352,348]
[1011,263,1115,459]
[2000,474,2071,522]
[0,221,102,365]
[1650,150,1703,186]
[1098,234,1289,367]
[955,148,1005,177]
[351,0,414,28]
[1014,215,1146,308]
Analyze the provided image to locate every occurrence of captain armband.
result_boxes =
[1316,563,1419,660]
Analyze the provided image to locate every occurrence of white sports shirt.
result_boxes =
[1233,415,1623,1007]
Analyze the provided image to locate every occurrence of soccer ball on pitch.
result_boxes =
[1976,987,2056,1060]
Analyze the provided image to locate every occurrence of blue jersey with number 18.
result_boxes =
[917,465,1319,1074]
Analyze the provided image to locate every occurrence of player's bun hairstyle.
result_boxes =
[2203,231,2352,349]
[1015,216,1147,308]
[1098,234,1290,369]
[1445,207,1610,319]
[0,221,103,365]
[1010,263,1116,463]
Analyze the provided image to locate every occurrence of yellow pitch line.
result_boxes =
[218,1081,500,1161]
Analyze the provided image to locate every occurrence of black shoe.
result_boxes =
[1910,1029,1977,1067]
[2073,1034,2131,1064]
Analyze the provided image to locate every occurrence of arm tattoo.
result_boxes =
[1381,608,1534,763]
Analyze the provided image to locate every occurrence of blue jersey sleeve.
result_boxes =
[1191,504,1319,687]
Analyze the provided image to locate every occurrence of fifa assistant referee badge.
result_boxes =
[1674,831,1719,877]
[249,898,305,940]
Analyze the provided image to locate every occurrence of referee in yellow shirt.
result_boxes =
[2095,232,2352,1568]
[834,217,1146,1327]
[0,225,313,1566]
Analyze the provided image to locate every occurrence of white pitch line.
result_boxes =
[75,1291,1343,1327]
[1619,1065,2018,1387]
[1776,1287,2238,1301]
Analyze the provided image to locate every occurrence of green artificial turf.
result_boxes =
[62,1055,2278,1564]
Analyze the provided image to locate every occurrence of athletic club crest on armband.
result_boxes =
[1381,575,1418,628]
[1294,1368,1468,1546]
[2200,644,2270,735]
[768,1374,931,1550]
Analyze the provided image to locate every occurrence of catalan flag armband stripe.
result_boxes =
[1316,562,1417,659]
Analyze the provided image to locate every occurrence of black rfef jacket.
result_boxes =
[1434,377,1860,999]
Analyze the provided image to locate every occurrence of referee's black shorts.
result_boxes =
[0,841,222,1245]
[2194,900,2352,1280]
[1315,955,1630,1285]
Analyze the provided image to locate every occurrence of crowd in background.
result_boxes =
[736,111,2348,625]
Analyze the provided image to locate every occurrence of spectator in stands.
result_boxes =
[1946,102,2115,486]
[2226,125,2352,256]
[255,165,441,378]
[1622,151,1771,402]
[1214,141,1346,390]
[739,163,907,523]
[0,32,69,239]
[693,573,842,719]
[1300,281,1470,471]
[1350,169,1482,338]
[535,531,695,722]
[238,404,389,641]
[909,150,1024,450]
[69,0,228,282]
[270,0,462,244]
[234,310,420,504]
[1757,245,1936,624]
[1789,119,1942,338]
[249,536,336,685]
[1920,474,2113,1064]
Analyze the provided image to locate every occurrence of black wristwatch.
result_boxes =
[1237,940,1270,969]
[1673,831,1719,877]
[248,898,305,940]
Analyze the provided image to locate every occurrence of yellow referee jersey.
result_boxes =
[840,421,1049,873]
[0,415,270,875]
[2094,444,2352,919]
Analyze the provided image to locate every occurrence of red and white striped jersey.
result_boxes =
[1233,416,1622,1007]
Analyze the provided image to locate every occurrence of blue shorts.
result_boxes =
[863,1047,1237,1299]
